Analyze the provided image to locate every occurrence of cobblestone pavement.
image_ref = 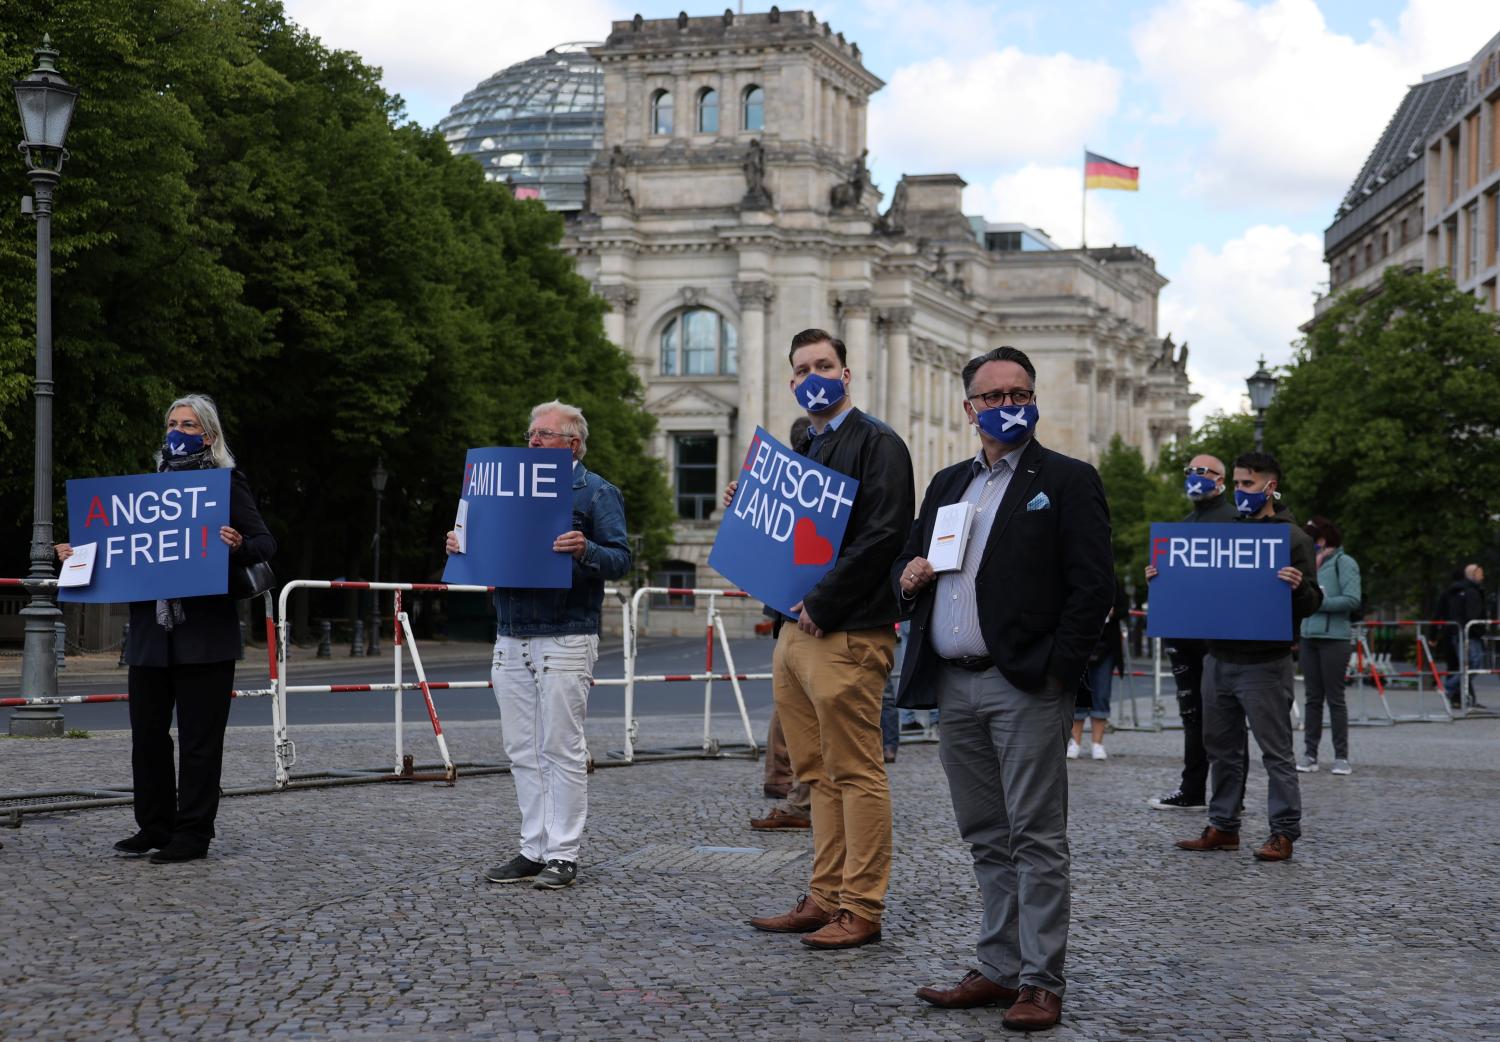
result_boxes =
[4,711,1499,1041]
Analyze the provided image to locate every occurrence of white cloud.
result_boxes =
[1130,0,1497,210]
[870,48,1121,171]
[280,0,614,125]
[963,164,1126,248]
[1158,225,1324,425]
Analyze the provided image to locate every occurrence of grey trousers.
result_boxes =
[1202,654,1302,841]
[1301,638,1351,761]
[937,663,1072,996]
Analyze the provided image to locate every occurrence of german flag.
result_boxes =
[1085,151,1139,191]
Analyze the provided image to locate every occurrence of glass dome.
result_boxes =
[438,43,604,212]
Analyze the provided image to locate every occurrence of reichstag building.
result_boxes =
[440,9,1196,611]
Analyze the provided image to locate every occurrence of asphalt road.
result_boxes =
[35,636,778,731]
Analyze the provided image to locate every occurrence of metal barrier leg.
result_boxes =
[713,607,759,756]
[393,589,405,774]
[622,592,636,765]
[701,594,717,754]
[395,611,456,783]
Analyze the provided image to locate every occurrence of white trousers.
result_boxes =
[491,633,598,864]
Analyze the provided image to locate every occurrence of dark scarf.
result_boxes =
[155,446,214,628]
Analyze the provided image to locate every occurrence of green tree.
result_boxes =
[1270,267,1500,608]
[0,0,673,618]
[1097,434,1152,582]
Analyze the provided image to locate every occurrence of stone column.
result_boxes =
[734,279,775,460]
[881,308,914,442]
[597,284,640,379]
[838,290,873,410]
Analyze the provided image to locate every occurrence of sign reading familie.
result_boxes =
[708,426,859,618]
[1145,521,1292,641]
[59,470,232,603]
[441,447,574,589]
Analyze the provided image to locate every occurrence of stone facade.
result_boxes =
[563,10,1194,633]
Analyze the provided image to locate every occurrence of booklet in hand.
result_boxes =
[927,501,975,572]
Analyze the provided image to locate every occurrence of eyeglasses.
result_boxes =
[967,389,1035,409]
[167,419,203,432]
[525,427,572,441]
[1183,466,1221,477]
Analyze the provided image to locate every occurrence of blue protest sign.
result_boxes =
[708,426,860,617]
[59,470,232,603]
[441,447,574,589]
[1145,522,1292,641]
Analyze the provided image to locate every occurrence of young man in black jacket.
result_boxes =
[743,329,915,950]
[1172,451,1322,862]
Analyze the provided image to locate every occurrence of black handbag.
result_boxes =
[229,560,276,600]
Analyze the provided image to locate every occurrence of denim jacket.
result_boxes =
[493,461,632,636]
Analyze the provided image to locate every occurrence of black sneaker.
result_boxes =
[1148,789,1206,810]
[484,854,545,884]
[532,859,578,890]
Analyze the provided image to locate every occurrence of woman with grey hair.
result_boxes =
[57,394,275,863]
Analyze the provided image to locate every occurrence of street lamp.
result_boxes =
[11,36,79,737]
[1246,356,1278,453]
[368,458,388,656]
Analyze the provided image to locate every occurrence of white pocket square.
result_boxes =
[1025,492,1051,511]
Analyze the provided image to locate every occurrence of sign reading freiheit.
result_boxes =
[1145,521,1293,641]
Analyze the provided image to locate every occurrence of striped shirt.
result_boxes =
[929,446,1025,658]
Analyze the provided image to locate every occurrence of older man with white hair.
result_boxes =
[446,400,631,890]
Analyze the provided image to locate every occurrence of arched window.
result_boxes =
[697,88,719,133]
[660,308,737,376]
[651,89,673,135]
[742,85,764,132]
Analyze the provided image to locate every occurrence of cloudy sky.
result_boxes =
[282,0,1492,422]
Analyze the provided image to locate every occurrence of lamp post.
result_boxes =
[1246,356,1278,453]
[367,458,387,656]
[11,36,78,737]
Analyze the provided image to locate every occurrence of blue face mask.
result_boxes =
[165,428,206,457]
[975,403,1038,444]
[794,371,846,413]
[1184,475,1219,501]
[1235,484,1272,515]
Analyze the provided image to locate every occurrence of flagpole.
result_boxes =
[1080,148,1088,249]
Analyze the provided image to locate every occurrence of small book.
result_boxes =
[452,499,470,554]
[927,501,976,572]
[58,542,97,588]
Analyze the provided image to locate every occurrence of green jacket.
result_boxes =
[1301,547,1361,642]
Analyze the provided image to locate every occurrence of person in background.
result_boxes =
[1437,563,1487,710]
[1068,577,1127,761]
[1298,517,1360,776]
[59,393,275,864]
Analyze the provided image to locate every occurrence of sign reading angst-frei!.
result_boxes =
[708,426,859,618]
[1145,521,1293,641]
[59,470,232,603]
[441,447,574,589]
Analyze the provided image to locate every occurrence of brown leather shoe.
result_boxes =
[916,969,1019,1009]
[883,746,898,763]
[762,782,791,799]
[1001,986,1062,1030]
[749,895,834,934]
[801,908,881,949]
[1253,833,1294,861]
[750,807,811,830]
[1175,825,1240,851]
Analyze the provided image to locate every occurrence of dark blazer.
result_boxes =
[796,408,915,635]
[125,469,276,667]
[891,438,1115,705]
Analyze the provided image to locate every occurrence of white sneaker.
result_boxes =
[1330,759,1352,775]
[1091,742,1107,760]
[1066,739,1080,759]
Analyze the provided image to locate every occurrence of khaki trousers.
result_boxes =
[773,623,896,923]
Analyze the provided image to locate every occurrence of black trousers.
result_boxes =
[1166,639,1210,800]
[127,661,236,847]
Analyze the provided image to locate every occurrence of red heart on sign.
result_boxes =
[792,517,835,566]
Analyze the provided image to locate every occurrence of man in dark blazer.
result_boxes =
[894,346,1113,1032]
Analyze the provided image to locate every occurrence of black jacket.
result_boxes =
[794,407,915,634]
[1205,505,1322,661]
[125,469,276,667]
[892,438,1115,703]
[1181,491,1238,523]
